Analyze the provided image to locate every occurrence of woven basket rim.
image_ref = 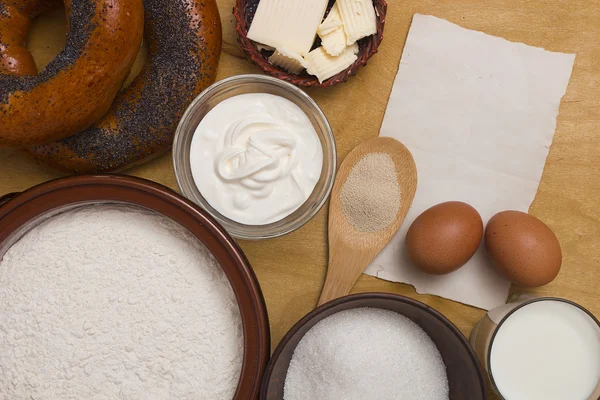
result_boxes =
[234,0,387,88]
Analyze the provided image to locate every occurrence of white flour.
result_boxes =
[0,205,243,399]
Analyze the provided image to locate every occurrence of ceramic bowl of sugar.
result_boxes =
[0,175,270,400]
[261,293,486,400]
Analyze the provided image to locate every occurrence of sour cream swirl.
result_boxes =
[190,93,323,225]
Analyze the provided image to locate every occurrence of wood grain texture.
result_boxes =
[318,138,417,305]
[0,1,599,398]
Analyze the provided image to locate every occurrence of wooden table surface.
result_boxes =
[1,1,599,398]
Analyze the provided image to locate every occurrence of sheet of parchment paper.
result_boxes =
[364,14,575,310]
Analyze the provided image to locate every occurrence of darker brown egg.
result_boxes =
[485,211,562,287]
[406,201,483,275]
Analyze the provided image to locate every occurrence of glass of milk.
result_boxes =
[470,296,600,400]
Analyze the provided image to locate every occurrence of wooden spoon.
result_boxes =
[317,137,418,306]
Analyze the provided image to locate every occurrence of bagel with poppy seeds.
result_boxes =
[0,0,144,147]
[27,0,222,173]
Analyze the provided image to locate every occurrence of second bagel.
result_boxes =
[28,0,222,173]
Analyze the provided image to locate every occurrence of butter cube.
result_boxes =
[305,43,359,83]
[337,0,377,45]
[269,48,307,74]
[318,3,348,57]
[247,0,329,55]
[318,4,344,36]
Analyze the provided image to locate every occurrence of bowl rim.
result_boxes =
[260,292,487,399]
[173,74,337,240]
[486,297,600,400]
[0,174,271,399]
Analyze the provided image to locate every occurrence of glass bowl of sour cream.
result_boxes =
[173,74,336,240]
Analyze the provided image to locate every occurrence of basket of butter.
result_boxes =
[234,0,387,87]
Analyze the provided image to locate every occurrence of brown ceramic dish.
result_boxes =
[0,175,270,399]
[234,0,387,87]
[260,293,486,399]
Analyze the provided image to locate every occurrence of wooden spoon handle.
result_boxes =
[317,246,371,306]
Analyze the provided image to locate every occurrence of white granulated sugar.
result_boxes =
[0,205,243,400]
[283,307,449,400]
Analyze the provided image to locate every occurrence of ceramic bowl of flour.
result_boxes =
[0,175,270,399]
[261,293,486,399]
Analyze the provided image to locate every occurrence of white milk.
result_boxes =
[490,300,600,400]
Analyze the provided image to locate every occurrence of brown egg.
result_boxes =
[485,211,562,287]
[406,201,483,275]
